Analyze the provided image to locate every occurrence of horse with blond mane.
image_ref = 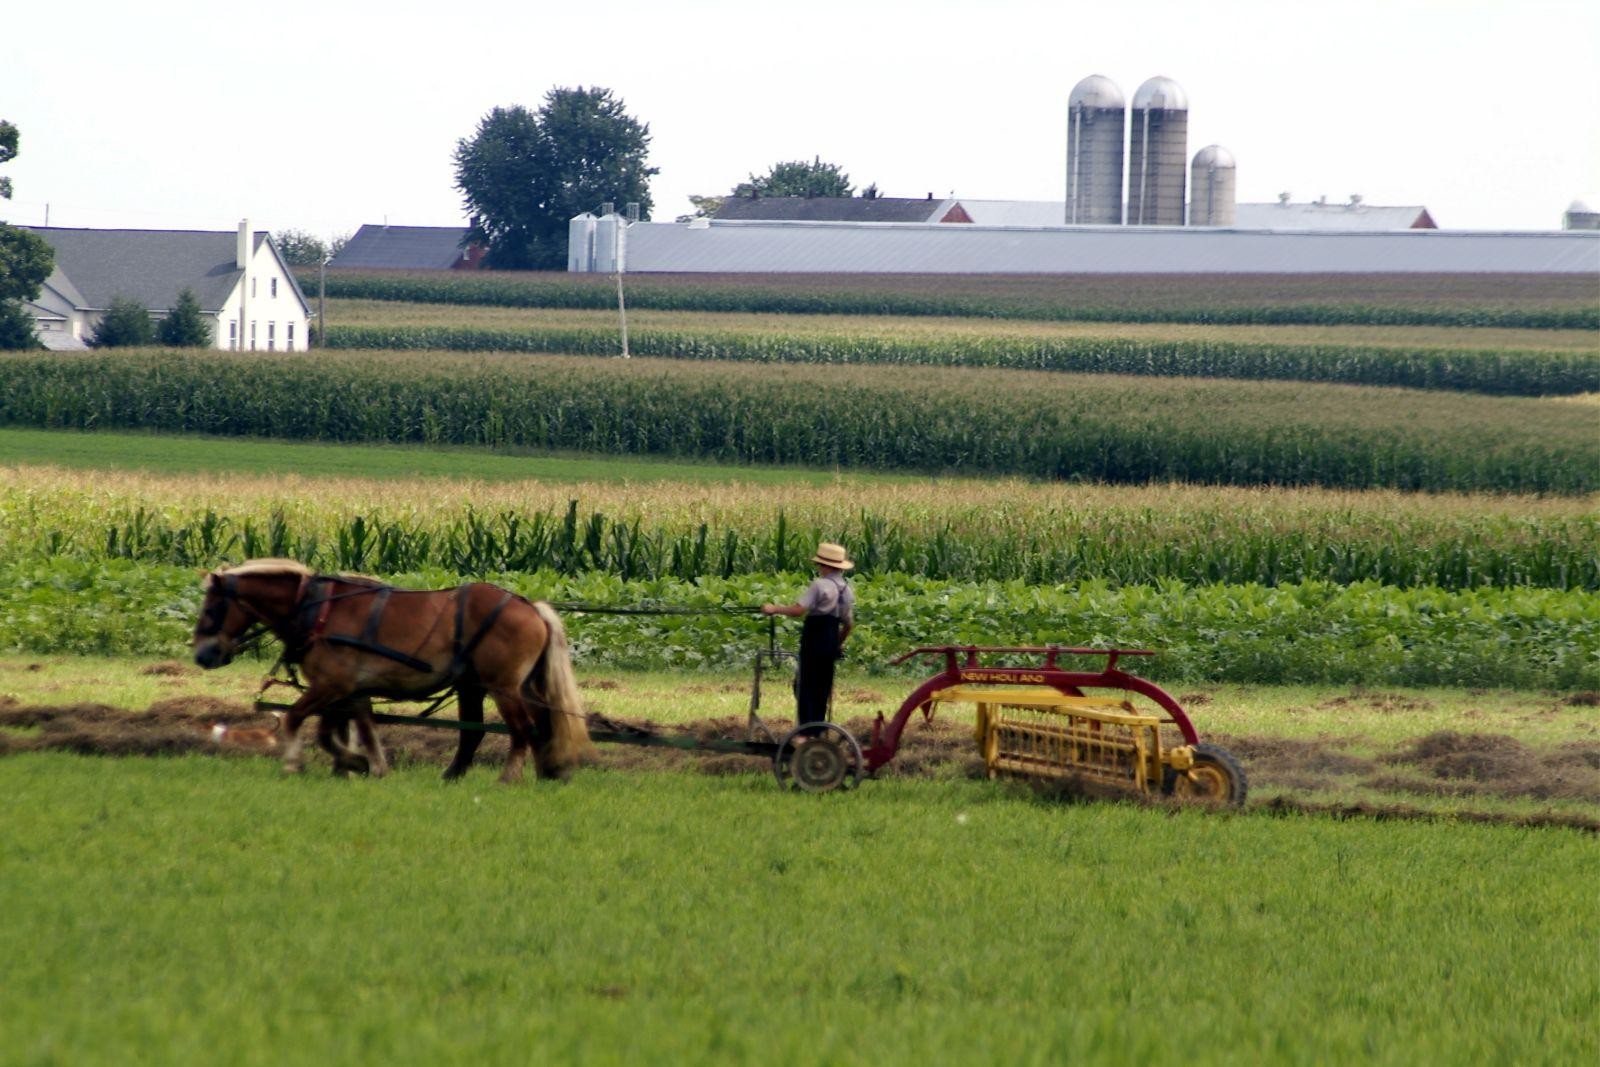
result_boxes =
[191,559,591,783]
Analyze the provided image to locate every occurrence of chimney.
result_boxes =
[237,219,250,270]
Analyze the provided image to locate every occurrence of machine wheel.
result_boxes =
[774,722,863,794]
[1164,743,1247,807]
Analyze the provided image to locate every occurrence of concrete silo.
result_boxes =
[1564,197,1600,230]
[1189,145,1236,226]
[1127,76,1189,226]
[1066,74,1125,225]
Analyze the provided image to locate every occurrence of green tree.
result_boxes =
[275,229,351,267]
[734,157,854,199]
[90,297,155,347]
[275,229,328,267]
[0,120,16,201]
[156,288,211,347]
[454,87,657,270]
[0,118,53,351]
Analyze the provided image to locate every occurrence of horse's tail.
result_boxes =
[529,601,593,772]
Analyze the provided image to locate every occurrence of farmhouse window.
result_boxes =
[268,323,276,351]
[287,323,295,349]
[271,278,278,298]
[229,320,237,349]
[250,321,257,350]
[251,278,257,298]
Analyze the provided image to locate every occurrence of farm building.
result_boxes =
[713,196,973,224]
[723,195,1437,231]
[569,215,1600,274]
[328,224,485,270]
[22,222,310,351]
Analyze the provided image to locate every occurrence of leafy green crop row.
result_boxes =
[3,560,1596,688]
[307,269,1600,330]
[10,499,1594,592]
[3,351,1594,493]
[323,324,1600,397]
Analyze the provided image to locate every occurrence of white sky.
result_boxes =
[3,0,1597,239]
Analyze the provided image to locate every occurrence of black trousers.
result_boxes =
[794,613,841,725]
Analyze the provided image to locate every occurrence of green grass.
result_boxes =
[0,426,904,487]
[0,753,1593,1066]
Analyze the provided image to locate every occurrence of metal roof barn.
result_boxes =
[595,219,1600,274]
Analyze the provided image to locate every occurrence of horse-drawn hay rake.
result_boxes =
[201,564,1243,805]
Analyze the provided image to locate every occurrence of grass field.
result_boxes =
[0,750,1593,1067]
[0,426,904,486]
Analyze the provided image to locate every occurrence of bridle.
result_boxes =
[197,571,303,659]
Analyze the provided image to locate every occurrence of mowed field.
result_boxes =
[1,270,1596,1065]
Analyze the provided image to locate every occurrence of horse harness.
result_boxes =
[211,571,519,690]
[295,576,519,686]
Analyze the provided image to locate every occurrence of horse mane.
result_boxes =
[218,558,313,579]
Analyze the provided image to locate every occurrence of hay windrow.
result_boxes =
[2,700,1596,827]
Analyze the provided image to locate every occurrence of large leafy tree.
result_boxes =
[734,157,854,199]
[0,119,53,350]
[275,228,351,268]
[454,87,657,270]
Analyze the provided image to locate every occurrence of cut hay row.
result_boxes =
[2,351,1594,493]
[322,323,1600,396]
[306,268,1600,329]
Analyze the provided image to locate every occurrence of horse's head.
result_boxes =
[192,562,309,669]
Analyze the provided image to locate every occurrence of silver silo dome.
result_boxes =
[1066,74,1126,225]
[1563,197,1600,231]
[1189,145,1236,226]
[1127,75,1189,226]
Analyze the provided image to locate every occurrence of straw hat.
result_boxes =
[811,542,854,571]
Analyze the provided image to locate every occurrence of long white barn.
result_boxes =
[572,217,1600,275]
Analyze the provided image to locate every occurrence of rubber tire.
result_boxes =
[1164,742,1247,807]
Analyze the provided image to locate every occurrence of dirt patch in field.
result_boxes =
[3,700,1597,818]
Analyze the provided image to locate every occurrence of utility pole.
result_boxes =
[317,254,327,349]
[614,214,629,358]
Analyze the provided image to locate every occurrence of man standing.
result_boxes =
[761,542,855,725]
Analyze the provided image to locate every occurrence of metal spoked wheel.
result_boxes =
[774,722,863,793]
[1164,743,1248,807]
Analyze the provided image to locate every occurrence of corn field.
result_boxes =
[306,269,1600,330]
[2,351,1595,493]
[324,323,1600,396]
[4,469,1596,590]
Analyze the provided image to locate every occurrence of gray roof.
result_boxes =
[958,199,1439,231]
[611,219,1600,274]
[329,224,472,269]
[1233,202,1436,231]
[714,197,957,223]
[22,226,290,312]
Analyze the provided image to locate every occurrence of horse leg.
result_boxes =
[529,703,562,782]
[349,698,387,779]
[281,690,341,775]
[443,686,487,781]
[490,689,534,785]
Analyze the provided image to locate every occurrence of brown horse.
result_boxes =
[191,559,591,783]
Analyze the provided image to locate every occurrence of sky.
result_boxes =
[3,0,1597,241]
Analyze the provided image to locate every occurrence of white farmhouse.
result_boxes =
[22,220,311,351]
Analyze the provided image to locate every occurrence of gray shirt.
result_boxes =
[798,574,854,621]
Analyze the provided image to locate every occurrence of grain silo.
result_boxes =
[1564,197,1600,230]
[1189,145,1236,226]
[1127,76,1189,226]
[1066,74,1125,225]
